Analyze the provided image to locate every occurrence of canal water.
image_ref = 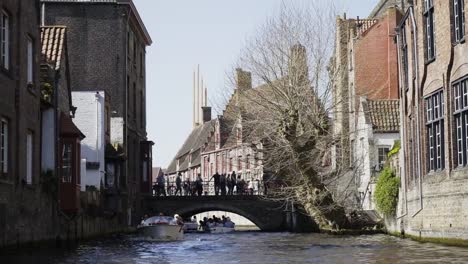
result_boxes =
[2,232,468,264]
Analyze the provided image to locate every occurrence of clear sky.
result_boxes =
[132,0,380,168]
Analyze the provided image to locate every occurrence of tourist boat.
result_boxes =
[208,226,235,234]
[137,216,184,240]
[183,221,199,233]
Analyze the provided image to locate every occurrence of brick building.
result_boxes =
[332,4,403,171]
[0,0,51,246]
[331,1,405,209]
[41,0,153,225]
[392,0,468,240]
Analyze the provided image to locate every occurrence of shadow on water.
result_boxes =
[2,232,468,264]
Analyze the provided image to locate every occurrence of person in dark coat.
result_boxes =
[230,171,237,195]
[175,173,182,196]
[220,173,227,195]
[211,172,221,195]
[196,174,203,196]
[227,173,233,195]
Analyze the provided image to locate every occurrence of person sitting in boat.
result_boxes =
[173,214,184,226]
[224,217,235,228]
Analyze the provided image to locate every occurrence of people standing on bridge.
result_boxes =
[230,171,237,195]
[157,173,166,196]
[211,172,221,195]
[183,179,190,196]
[237,175,245,195]
[220,173,227,195]
[247,180,254,195]
[227,173,233,195]
[196,174,203,196]
[175,173,182,196]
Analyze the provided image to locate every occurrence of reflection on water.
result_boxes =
[2,232,468,264]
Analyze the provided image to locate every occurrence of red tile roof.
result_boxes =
[41,26,67,70]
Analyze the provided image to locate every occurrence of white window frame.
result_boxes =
[377,146,390,170]
[454,78,468,167]
[0,119,8,174]
[453,0,466,42]
[26,132,33,184]
[1,10,9,70]
[426,90,445,172]
[27,36,33,84]
[424,0,436,60]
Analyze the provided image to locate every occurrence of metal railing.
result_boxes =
[151,179,266,197]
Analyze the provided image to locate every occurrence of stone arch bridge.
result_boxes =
[142,195,317,232]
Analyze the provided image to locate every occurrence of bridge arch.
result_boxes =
[176,203,266,230]
[142,196,288,231]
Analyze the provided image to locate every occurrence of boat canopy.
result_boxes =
[142,216,176,225]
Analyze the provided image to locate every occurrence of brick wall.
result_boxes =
[390,1,468,240]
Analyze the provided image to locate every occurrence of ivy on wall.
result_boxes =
[374,167,399,216]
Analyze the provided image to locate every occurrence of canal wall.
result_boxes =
[0,186,129,248]
[385,150,468,243]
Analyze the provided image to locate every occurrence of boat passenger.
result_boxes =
[224,217,235,228]
[173,214,184,226]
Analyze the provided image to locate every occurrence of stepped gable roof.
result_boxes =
[41,26,67,70]
[166,120,215,174]
[366,99,400,133]
[356,18,378,36]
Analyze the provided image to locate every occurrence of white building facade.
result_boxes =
[353,97,400,210]
[72,91,106,191]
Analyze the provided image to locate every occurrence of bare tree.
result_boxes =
[218,1,361,229]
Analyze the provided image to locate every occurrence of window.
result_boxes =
[140,90,144,128]
[1,11,9,70]
[106,163,115,187]
[0,119,7,174]
[140,50,144,76]
[454,78,468,167]
[26,132,34,184]
[246,154,251,170]
[133,83,136,120]
[142,161,148,182]
[426,90,445,171]
[229,157,232,172]
[237,156,242,171]
[377,147,390,170]
[401,24,409,88]
[27,37,33,84]
[61,142,72,183]
[453,0,465,42]
[424,0,436,60]
[236,127,241,143]
[126,75,130,117]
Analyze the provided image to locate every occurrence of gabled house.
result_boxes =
[354,98,400,210]
[41,0,153,225]
[40,25,84,213]
[331,3,403,210]
[200,69,264,195]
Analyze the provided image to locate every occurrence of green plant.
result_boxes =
[387,140,401,158]
[374,167,400,216]
[40,82,53,103]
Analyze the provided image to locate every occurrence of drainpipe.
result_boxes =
[95,92,100,188]
[95,92,99,162]
[395,30,408,219]
[409,5,423,218]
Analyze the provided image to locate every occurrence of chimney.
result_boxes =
[289,43,308,83]
[202,106,212,123]
[236,68,252,91]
